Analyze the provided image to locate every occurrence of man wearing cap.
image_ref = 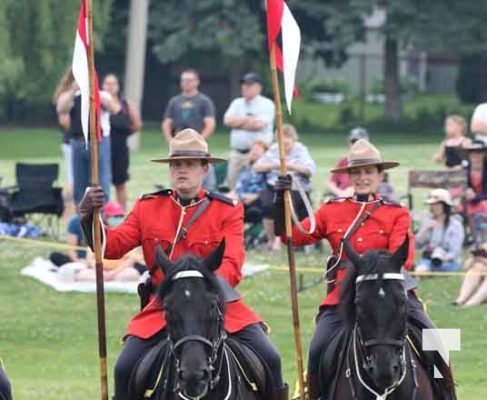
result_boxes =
[78,129,287,400]
[274,139,457,399]
[223,72,275,190]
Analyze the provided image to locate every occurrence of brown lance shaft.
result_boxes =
[87,0,109,399]
[269,45,305,399]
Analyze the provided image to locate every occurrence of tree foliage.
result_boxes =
[148,0,265,64]
[0,0,111,117]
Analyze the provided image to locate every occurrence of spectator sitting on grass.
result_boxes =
[415,189,464,273]
[51,201,147,282]
[453,241,487,306]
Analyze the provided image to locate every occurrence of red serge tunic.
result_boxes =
[287,197,415,307]
[102,189,263,339]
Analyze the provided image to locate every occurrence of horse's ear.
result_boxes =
[155,244,173,275]
[204,239,225,272]
[391,235,409,270]
[342,239,363,268]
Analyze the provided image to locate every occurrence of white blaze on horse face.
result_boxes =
[378,287,385,297]
[184,289,191,298]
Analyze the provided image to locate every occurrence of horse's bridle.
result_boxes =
[351,272,408,399]
[167,270,227,399]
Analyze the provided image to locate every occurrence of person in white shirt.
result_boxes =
[223,72,275,190]
[470,103,487,144]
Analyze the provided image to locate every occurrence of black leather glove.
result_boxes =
[78,186,105,220]
[78,186,105,250]
[274,174,293,202]
[273,175,292,236]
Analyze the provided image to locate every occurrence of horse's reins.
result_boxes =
[288,177,316,234]
[167,270,228,400]
[347,272,408,400]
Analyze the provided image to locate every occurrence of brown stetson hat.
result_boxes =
[330,139,399,173]
[151,129,226,164]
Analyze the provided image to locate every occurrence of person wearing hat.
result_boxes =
[223,71,275,191]
[274,139,457,399]
[415,189,464,273]
[325,127,370,198]
[78,129,287,400]
[161,68,219,192]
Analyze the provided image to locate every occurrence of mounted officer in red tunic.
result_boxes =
[79,129,288,400]
[274,139,457,400]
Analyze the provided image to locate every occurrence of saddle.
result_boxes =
[129,336,272,400]
[129,340,171,400]
[225,336,273,399]
[407,322,457,400]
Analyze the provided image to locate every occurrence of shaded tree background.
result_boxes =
[3,0,487,124]
[0,0,111,123]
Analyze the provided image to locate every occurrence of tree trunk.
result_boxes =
[229,58,245,99]
[124,0,149,151]
[384,35,402,120]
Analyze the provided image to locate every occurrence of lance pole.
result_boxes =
[269,44,305,400]
[86,0,109,399]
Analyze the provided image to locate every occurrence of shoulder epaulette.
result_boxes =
[382,199,403,207]
[207,191,239,206]
[139,188,173,200]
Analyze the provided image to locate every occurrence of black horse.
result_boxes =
[129,241,270,400]
[321,238,435,399]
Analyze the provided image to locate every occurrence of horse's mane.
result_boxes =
[157,254,226,313]
[339,249,392,326]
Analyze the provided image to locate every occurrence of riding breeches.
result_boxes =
[114,330,167,400]
[231,323,284,389]
[0,365,12,400]
[307,306,343,376]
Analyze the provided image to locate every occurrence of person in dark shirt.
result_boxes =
[432,115,471,170]
[161,68,215,143]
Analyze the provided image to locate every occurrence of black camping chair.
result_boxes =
[8,163,64,238]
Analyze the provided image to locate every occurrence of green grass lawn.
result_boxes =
[1,127,486,399]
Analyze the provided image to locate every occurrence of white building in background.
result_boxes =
[297,9,457,96]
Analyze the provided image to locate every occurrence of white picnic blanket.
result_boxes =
[20,257,268,293]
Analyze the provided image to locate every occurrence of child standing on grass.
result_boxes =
[432,115,471,170]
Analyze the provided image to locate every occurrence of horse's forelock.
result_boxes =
[158,254,225,312]
[340,249,400,325]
